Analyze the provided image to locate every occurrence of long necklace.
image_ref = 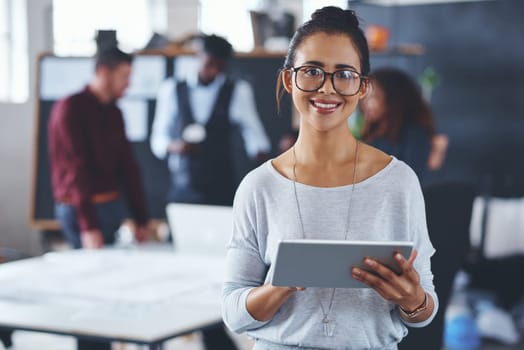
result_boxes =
[292,141,359,337]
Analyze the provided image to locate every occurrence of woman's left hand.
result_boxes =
[351,249,426,312]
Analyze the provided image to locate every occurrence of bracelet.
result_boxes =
[399,292,428,319]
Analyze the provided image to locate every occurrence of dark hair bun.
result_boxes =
[310,6,359,28]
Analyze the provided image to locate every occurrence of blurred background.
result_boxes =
[0,0,523,349]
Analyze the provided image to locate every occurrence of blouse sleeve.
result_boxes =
[221,175,271,333]
[402,173,439,328]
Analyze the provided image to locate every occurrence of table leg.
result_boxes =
[148,342,163,350]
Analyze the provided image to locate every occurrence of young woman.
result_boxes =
[360,67,436,183]
[222,6,438,350]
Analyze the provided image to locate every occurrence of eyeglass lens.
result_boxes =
[295,66,362,96]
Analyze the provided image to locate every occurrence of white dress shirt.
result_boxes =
[150,73,271,160]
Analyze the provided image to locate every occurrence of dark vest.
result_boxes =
[168,79,236,205]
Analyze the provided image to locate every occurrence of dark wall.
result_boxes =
[352,0,524,194]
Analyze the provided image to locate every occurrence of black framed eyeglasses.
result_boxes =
[291,65,367,96]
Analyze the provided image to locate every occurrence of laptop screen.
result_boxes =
[166,203,233,257]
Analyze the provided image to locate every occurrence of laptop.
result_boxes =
[166,203,233,257]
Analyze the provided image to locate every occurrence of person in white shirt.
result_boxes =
[150,34,271,206]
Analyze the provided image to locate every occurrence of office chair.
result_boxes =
[399,181,476,350]
[463,174,524,310]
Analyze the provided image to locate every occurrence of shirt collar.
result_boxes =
[83,85,101,104]
[83,85,115,106]
[187,73,226,89]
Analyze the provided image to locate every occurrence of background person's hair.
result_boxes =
[362,67,436,142]
[201,34,234,61]
[95,47,133,70]
[276,6,370,111]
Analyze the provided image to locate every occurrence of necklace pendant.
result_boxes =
[323,317,335,337]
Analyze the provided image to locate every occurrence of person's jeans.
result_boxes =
[55,198,125,249]
[55,198,125,350]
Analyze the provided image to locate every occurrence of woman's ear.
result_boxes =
[282,69,293,94]
[358,79,370,100]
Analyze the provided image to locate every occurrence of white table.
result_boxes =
[0,247,225,349]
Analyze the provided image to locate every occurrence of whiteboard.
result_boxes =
[39,55,166,100]
[40,57,94,100]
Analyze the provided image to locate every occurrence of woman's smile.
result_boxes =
[310,98,342,114]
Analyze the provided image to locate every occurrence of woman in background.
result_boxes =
[360,67,436,182]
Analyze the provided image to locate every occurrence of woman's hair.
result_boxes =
[276,6,370,111]
[361,67,435,142]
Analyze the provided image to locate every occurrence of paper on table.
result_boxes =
[0,249,224,308]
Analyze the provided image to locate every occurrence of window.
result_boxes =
[199,0,258,52]
[0,0,29,103]
[200,0,340,53]
[53,0,154,56]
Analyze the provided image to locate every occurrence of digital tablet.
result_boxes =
[271,239,413,288]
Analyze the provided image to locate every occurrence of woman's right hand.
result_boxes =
[246,283,305,322]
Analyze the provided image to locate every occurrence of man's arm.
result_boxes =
[48,98,98,232]
[229,80,271,160]
[150,78,178,159]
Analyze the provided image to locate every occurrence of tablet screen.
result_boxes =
[271,239,413,288]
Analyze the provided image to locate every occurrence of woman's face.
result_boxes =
[361,82,386,123]
[283,32,367,133]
